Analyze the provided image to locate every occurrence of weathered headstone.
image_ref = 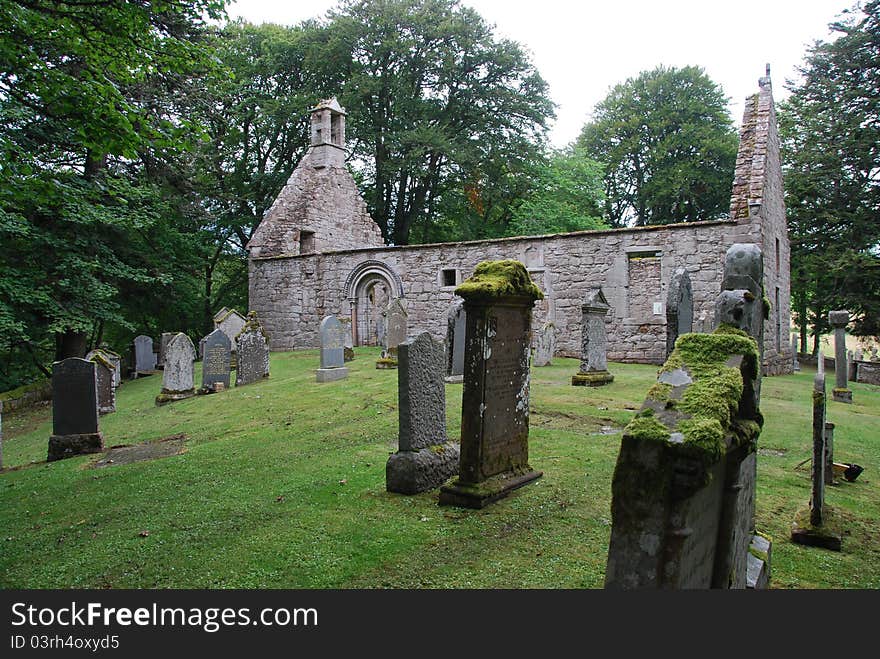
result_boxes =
[235,311,270,386]
[532,321,555,367]
[824,421,835,486]
[791,333,800,371]
[847,350,854,383]
[155,333,196,405]
[157,332,176,370]
[133,335,157,374]
[829,310,852,403]
[791,372,842,550]
[445,299,466,382]
[200,329,231,393]
[376,298,407,369]
[89,352,116,415]
[86,347,122,389]
[439,260,543,508]
[341,317,355,362]
[387,332,460,494]
[316,316,349,382]
[214,308,247,344]
[47,358,104,461]
[665,267,693,358]
[571,288,613,386]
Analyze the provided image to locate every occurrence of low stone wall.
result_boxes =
[855,361,880,386]
[0,380,52,413]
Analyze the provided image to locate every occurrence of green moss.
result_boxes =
[647,382,672,402]
[623,415,670,443]
[748,545,768,563]
[762,289,771,320]
[677,417,725,467]
[455,260,543,301]
[0,379,51,401]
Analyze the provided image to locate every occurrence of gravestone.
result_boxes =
[791,373,842,550]
[157,332,176,369]
[439,260,543,508]
[235,311,270,386]
[133,335,157,374]
[89,352,116,415]
[847,350,854,382]
[824,421,835,486]
[214,308,247,344]
[829,310,852,403]
[155,333,196,405]
[86,348,122,389]
[198,337,207,361]
[376,298,407,369]
[200,328,231,393]
[665,267,693,358]
[387,332,460,494]
[571,288,613,386]
[533,321,555,367]
[445,299,466,382]
[341,317,355,362]
[316,316,349,382]
[854,348,863,362]
[791,333,800,371]
[47,358,104,461]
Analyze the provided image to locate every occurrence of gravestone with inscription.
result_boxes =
[134,335,157,374]
[316,316,349,382]
[445,299,466,382]
[341,317,355,362]
[89,352,116,415]
[377,298,407,369]
[236,312,270,386]
[665,267,693,358]
[200,329,231,393]
[571,288,613,386]
[533,321,555,367]
[47,358,104,461]
[829,310,852,403]
[439,260,543,509]
[387,332,460,493]
[155,333,196,405]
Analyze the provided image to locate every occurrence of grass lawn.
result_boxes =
[1,347,878,588]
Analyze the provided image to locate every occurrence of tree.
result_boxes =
[319,0,555,245]
[578,65,738,227]
[779,1,880,348]
[508,147,607,236]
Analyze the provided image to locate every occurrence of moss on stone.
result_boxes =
[647,382,672,402]
[677,417,725,466]
[748,545,768,563]
[623,415,670,443]
[455,260,543,301]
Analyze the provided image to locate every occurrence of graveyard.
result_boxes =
[1,348,878,589]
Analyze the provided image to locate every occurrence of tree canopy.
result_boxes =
[578,65,738,227]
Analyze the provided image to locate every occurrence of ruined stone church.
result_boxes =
[247,72,792,375]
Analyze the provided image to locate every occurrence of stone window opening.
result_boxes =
[331,115,340,145]
[441,268,458,288]
[300,231,316,254]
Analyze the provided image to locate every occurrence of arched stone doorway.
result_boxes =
[343,260,405,347]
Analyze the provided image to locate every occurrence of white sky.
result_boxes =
[227,0,857,147]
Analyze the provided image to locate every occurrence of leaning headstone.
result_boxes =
[235,311,270,386]
[791,373,842,551]
[791,333,800,371]
[316,316,349,382]
[571,288,613,386]
[200,329,231,393]
[376,298,407,369]
[387,332,460,494]
[47,358,104,461]
[89,352,116,415]
[439,260,543,508]
[86,347,122,389]
[133,335,157,374]
[665,267,693,358]
[157,332,176,370]
[829,310,852,403]
[155,333,196,405]
[445,299,466,382]
[340,317,355,362]
[532,321,555,367]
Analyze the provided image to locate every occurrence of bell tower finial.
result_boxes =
[309,97,347,168]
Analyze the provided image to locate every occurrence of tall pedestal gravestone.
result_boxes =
[200,328,231,393]
[791,373,843,551]
[665,267,693,359]
[439,260,543,509]
[236,312,270,386]
[155,333,196,405]
[386,332,460,494]
[134,335,157,374]
[445,299,466,382]
[532,321,555,367]
[829,310,852,403]
[89,353,116,415]
[571,288,613,386]
[791,333,800,371]
[47,358,104,461]
[316,316,349,382]
[377,298,407,369]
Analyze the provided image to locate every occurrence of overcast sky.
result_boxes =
[227,0,857,147]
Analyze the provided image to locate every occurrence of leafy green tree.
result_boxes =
[319,0,555,245]
[779,1,880,348]
[578,65,738,227]
[508,147,608,235]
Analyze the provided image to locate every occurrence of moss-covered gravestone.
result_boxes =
[47,358,104,462]
[386,332,460,494]
[89,352,116,415]
[571,288,613,386]
[439,260,543,509]
[235,312,270,386]
[665,267,693,359]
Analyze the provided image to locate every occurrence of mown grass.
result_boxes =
[1,348,878,588]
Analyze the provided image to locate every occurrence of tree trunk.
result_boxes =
[55,330,88,361]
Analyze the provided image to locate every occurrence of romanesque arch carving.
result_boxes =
[344,260,405,347]
[343,259,405,300]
